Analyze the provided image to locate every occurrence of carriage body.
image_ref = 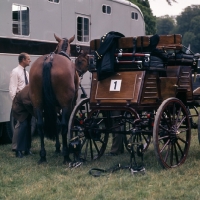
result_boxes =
[69,34,200,169]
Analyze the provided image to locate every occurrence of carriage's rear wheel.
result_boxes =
[123,111,151,153]
[153,97,191,169]
[68,98,109,161]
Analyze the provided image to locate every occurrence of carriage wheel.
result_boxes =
[198,112,200,144]
[123,111,151,153]
[153,97,191,169]
[68,98,108,161]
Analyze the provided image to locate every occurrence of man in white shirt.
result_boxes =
[9,52,32,158]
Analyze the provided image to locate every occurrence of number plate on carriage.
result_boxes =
[109,80,122,91]
[90,71,145,106]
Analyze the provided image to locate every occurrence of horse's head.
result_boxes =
[54,34,75,57]
[75,52,90,77]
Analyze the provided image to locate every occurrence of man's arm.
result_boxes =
[9,70,18,101]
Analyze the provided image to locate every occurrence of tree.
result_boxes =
[129,0,156,35]
[156,16,175,35]
[176,5,200,53]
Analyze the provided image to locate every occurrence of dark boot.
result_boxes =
[16,151,23,158]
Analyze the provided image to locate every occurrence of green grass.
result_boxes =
[1,128,200,200]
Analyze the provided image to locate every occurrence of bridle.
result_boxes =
[57,38,71,60]
[75,55,89,77]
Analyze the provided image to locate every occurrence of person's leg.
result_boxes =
[24,115,33,155]
[16,119,28,157]
[12,121,20,151]
[110,111,124,155]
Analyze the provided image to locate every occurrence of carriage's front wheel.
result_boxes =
[68,98,109,161]
[153,97,191,169]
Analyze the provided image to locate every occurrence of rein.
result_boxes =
[59,51,71,60]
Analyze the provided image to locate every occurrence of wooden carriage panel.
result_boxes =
[157,34,182,49]
[90,34,182,51]
[177,66,193,100]
[90,71,145,106]
[140,72,159,104]
[90,36,150,51]
[166,66,181,77]
[160,77,178,100]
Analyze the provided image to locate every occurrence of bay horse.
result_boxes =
[29,34,88,164]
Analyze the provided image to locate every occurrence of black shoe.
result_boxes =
[16,151,23,158]
[24,150,33,156]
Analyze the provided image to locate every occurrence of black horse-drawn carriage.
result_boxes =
[68,32,200,169]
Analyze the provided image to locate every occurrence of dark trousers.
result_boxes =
[110,111,124,154]
[17,116,31,151]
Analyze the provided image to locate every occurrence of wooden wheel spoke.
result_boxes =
[81,138,86,149]
[161,112,171,129]
[170,143,174,166]
[89,139,94,160]
[92,140,100,155]
[179,128,189,134]
[177,136,187,144]
[175,140,184,157]
[159,124,170,133]
[174,143,179,164]
[164,144,170,163]
[160,139,170,152]
[158,134,170,141]
[176,116,186,129]
[142,134,150,144]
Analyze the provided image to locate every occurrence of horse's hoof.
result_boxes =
[38,159,47,165]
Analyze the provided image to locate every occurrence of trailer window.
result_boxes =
[77,17,89,42]
[12,4,29,36]
[102,5,111,14]
[131,12,138,20]
[48,0,60,3]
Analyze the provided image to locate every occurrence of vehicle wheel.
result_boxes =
[68,98,109,161]
[153,97,191,169]
[123,111,151,153]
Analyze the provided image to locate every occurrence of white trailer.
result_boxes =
[0,0,145,143]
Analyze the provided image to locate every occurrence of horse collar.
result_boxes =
[59,51,71,60]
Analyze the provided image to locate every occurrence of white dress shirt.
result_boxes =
[9,65,29,100]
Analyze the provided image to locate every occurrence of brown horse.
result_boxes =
[29,34,88,164]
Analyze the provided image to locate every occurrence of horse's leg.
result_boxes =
[35,108,47,164]
[61,107,71,164]
[55,117,61,154]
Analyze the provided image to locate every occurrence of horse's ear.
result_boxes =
[54,34,62,42]
[69,35,75,44]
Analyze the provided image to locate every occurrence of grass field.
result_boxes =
[1,128,200,200]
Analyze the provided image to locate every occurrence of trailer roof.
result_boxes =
[108,0,144,18]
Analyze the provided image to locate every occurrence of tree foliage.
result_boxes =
[129,0,156,35]
[156,16,175,35]
[155,5,200,53]
[176,5,200,53]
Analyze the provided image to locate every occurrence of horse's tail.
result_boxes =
[42,60,57,140]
